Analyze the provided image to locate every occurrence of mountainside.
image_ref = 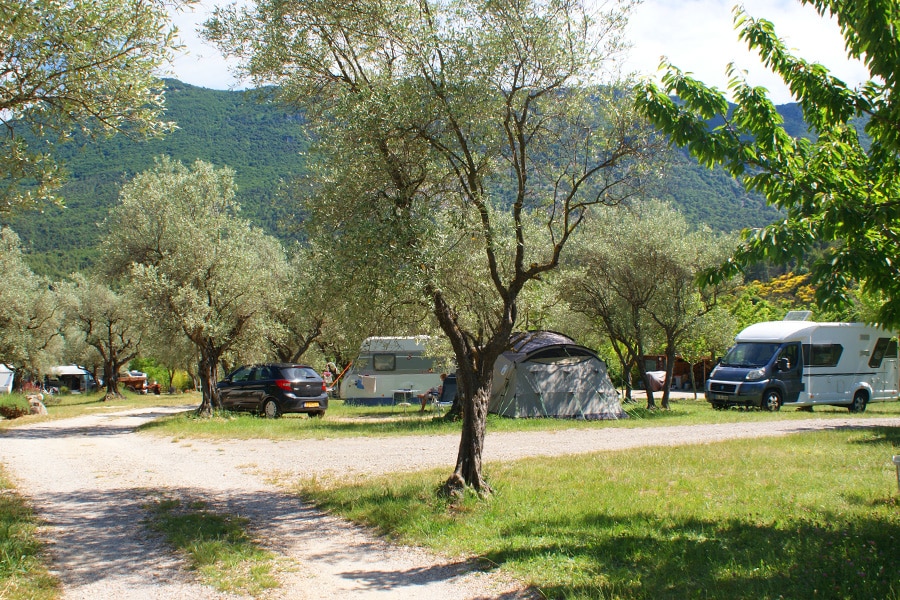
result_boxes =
[4,80,785,278]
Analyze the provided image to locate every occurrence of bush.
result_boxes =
[0,398,28,419]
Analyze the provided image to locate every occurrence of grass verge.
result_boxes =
[0,391,197,430]
[144,497,279,596]
[0,466,58,600]
[137,395,900,441]
[299,427,900,599]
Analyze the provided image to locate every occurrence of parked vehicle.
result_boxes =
[339,337,449,405]
[706,317,899,412]
[47,365,98,394]
[217,363,328,418]
[119,370,148,393]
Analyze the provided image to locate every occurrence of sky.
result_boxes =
[165,0,870,105]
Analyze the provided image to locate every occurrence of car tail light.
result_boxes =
[321,381,327,392]
[275,379,292,391]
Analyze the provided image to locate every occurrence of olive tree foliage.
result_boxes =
[0,227,65,377]
[207,0,659,495]
[560,200,736,408]
[264,244,333,364]
[61,274,144,399]
[0,0,194,213]
[636,1,900,328]
[103,157,286,416]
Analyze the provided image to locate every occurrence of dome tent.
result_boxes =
[488,331,626,419]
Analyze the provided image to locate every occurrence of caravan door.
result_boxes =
[868,337,899,401]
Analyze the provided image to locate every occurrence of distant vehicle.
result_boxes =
[47,365,98,394]
[217,363,328,418]
[118,370,148,393]
[339,337,448,406]
[706,318,899,412]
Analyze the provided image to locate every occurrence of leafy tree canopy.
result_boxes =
[636,1,900,327]
[0,0,194,213]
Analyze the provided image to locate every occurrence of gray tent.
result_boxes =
[488,331,626,419]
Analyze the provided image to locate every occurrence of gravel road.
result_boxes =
[1,406,898,599]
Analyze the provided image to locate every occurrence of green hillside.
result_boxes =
[4,80,310,277]
[3,80,786,278]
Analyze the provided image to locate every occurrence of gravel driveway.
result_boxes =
[1,406,898,599]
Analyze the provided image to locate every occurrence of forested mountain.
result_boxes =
[3,79,789,278]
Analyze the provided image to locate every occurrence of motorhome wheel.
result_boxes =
[761,390,782,412]
[848,391,868,413]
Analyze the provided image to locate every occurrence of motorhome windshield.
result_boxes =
[721,342,782,368]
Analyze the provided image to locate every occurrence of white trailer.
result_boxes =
[339,337,448,405]
[706,320,898,411]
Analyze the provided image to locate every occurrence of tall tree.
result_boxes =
[0,227,64,376]
[636,1,900,327]
[561,201,734,408]
[103,157,285,416]
[0,0,194,213]
[62,274,144,399]
[208,0,659,495]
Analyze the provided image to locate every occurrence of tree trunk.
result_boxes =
[661,344,677,410]
[196,350,221,417]
[442,368,492,497]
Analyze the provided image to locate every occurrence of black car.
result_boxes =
[217,363,328,418]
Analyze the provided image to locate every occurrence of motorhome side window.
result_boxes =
[802,344,843,367]
[372,353,396,371]
[868,337,898,368]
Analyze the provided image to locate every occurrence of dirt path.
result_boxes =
[1,406,898,599]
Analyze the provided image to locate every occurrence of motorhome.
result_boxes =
[706,319,898,412]
[339,337,448,405]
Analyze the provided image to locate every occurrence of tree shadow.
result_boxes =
[482,511,900,599]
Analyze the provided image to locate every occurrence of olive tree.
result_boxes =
[61,274,144,399]
[207,0,659,495]
[103,157,286,416]
[0,227,65,377]
[561,200,735,408]
[0,0,194,213]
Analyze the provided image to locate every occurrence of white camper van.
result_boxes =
[706,319,899,412]
[339,337,447,405]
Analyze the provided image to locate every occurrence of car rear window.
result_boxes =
[280,367,319,380]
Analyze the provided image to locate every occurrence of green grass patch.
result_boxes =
[299,427,900,599]
[144,497,279,595]
[138,396,900,441]
[0,391,197,429]
[0,466,58,600]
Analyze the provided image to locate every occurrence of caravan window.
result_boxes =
[372,353,396,371]
[803,344,843,367]
[868,338,898,368]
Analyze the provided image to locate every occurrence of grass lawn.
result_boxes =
[299,426,900,600]
[0,390,197,430]
[0,466,58,599]
[135,394,900,441]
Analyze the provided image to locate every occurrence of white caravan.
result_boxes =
[339,337,447,405]
[706,319,899,412]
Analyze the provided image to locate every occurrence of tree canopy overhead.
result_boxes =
[0,0,195,213]
[636,1,900,328]
[208,0,659,494]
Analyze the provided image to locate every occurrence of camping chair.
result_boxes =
[431,373,457,413]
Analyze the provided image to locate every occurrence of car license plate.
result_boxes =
[303,401,320,408]
[712,393,728,401]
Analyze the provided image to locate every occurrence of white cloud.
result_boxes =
[624,0,870,104]
[165,0,870,104]
[162,1,245,90]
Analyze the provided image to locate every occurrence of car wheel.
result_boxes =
[262,398,280,419]
[848,391,868,413]
[761,389,782,412]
